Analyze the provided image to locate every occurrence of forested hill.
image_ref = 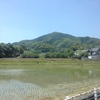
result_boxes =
[13,32,100,50]
[0,32,100,58]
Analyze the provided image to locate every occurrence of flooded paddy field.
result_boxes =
[0,58,100,100]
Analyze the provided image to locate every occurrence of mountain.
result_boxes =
[13,32,100,52]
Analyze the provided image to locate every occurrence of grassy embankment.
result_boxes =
[0,58,100,100]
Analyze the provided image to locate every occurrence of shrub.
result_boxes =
[20,51,39,58]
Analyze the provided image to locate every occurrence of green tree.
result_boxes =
[0,45,5,58]
[20,51,39,58]
[67,49,74,58]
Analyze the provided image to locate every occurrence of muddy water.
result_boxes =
[0,69,37,82]
[0,69,44,100]
[0,69,100,100]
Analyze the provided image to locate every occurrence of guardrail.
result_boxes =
[64,87,100,100]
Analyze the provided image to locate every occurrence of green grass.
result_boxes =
[0,58,100,99]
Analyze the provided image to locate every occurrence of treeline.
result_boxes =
[0,43,88,59]
[0,43,41,58]
[0,43,24,58]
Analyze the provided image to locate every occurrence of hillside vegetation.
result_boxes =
[0,32,100,58]
[13,32,100,51]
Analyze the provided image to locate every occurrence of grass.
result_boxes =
[0,58,100,100]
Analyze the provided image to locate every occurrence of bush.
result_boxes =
[20,51,39,58]
[45,52,68,58]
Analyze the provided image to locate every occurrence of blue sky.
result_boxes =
[0,0,100,43]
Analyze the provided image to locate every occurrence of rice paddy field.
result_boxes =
[0,58,100,100]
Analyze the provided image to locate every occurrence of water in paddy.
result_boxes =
[0,69,42,100]
[0,68,100,100]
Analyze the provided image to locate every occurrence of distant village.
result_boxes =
[74,48,100,60]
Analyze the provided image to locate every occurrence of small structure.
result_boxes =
[74,50,82,56]
[74,50,88,56]
[74,50,88,60]
[88,48,100,60]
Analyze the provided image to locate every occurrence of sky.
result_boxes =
[0,0,100,43]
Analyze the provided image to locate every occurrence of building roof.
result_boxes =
[89,48,100,52]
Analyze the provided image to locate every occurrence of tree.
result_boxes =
[0,43,23,58]
[0,45,5,58]
[20,51,39,58]
[67,49,74,58]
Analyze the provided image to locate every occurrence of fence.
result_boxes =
[64,87,100,100]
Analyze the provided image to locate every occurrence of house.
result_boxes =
[74,50,82,56]
[88,48,100,60]
[74,50,88,56]
[74,50,88,60]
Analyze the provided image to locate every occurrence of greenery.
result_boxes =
[13,32,100,50]
[0,43,24,58]
[0,32,100,58]
[20,51,39,58]
[0,31,100,99]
